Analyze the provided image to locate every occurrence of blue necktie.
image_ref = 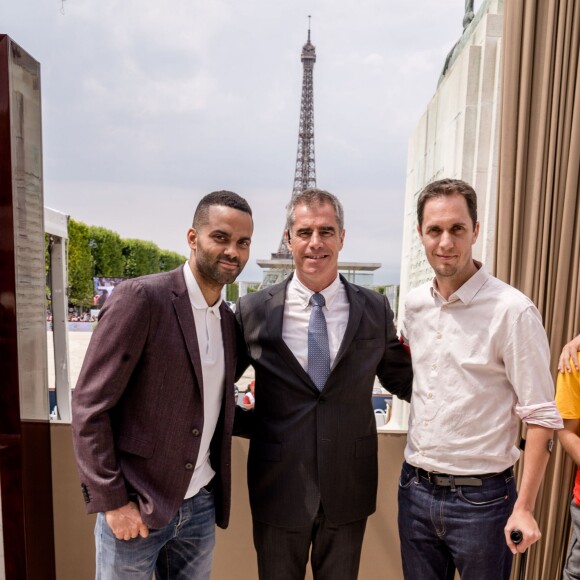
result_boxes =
[308,293,330,391]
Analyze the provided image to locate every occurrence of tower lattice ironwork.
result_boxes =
[260,21,317,286]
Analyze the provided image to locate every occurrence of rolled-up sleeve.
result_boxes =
[515,401,563,429]
[505,305,563,429]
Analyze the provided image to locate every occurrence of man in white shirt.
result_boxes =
[72,191,253,579]
[398,178,562,580]
[235,188,413,579]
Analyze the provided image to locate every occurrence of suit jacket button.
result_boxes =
[185,463,194,470]
[192,428,200,436]
[318,398,325,404]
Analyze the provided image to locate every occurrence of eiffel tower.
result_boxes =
[257,20,381,289]
[258,20,317,287]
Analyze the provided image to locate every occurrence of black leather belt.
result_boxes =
[416,467,512,487]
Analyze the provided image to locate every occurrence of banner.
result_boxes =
[93,276,126,307]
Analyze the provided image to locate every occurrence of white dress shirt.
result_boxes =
[401,262,562,475]
[282,274,349,372]
[183,263,225,498]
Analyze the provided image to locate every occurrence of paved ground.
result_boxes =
[47,331,255,391]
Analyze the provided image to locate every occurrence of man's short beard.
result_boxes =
[211,267,240,285]
[197,254,241,286]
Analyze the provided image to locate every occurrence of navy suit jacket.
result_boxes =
[72,267,237,529]
[235,274,412,527]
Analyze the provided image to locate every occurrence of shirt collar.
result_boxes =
[289,273,342,310]
[183,262,222,318]
[430,261,489,305]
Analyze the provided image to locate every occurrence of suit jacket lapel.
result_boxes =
[171,269,204,395]
[331,276,365,372]
[266,277,314,388]
[220,304,235,389]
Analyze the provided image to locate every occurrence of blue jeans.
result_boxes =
[397,461,516,580]
[95,487,215,580]
[563,498,580,579]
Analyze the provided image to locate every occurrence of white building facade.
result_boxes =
[388,0,504,431]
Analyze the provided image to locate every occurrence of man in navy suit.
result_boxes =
[235,188,412,580]
[72,191,253,579]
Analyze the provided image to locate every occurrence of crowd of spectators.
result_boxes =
[68,313,97,322]
[46,311,98,323]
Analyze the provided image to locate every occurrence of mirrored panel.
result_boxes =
[10,40,49,421]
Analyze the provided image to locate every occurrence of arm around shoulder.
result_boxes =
[377,294,413,402]
[559,334,580,373]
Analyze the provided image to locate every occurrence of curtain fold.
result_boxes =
[497,1,580,578]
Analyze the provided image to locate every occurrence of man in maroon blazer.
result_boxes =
[72,191,253,579]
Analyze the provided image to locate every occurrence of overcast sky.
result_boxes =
[4,0,482,283]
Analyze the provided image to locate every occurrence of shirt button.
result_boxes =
[427,392,433,399]
[185,463,194,470]
[423,421,429,427]
[431,364,437,370]
[192,429,200,436]
[436,332,442,340]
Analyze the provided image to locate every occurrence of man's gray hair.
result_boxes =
[285,188,345,232]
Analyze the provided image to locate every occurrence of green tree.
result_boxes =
[67,219,94,308]
[45,217,189,307]
[88,226,124,277]
[159,250,187,272]
[226,283,239,302]
[123,239,161,278]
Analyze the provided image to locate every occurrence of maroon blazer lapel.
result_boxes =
[171,271,204,395]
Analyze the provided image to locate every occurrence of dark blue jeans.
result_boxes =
[397,461,516,580]
[95,487,215,580]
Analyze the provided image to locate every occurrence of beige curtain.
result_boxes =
[496,0,580,578]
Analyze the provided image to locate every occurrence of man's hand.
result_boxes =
[558,335,580,373]
[504,508,541,554]
[105,501,149,541]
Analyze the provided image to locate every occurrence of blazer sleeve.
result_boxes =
[71,279,150,514]
[234,297,251,381]
[376,294,413,402]
[232,298,255,438]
